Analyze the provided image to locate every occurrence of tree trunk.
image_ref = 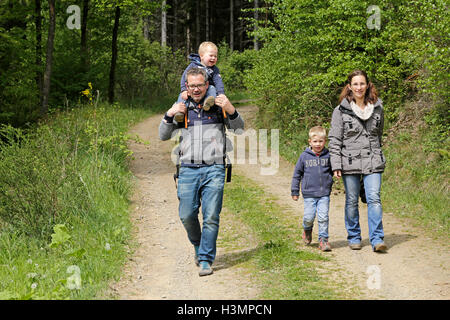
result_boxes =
[195,3,200,50]
[35,0,42,105]
[230,0,234,50]
[254,0,259,50]
[173,0,178,49]
[81,0,89,69]
[186,10,191,56]
[161,0,167,46]
[143,15,150,41]
[40,0,55,117]
[108,6,120,104]
[239,0,244,50]
[205,0,209,40]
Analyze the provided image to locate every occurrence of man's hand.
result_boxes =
[215,94,235,115]
[167,102,186,118]
[292,195,299,201]
[181,90,189,101]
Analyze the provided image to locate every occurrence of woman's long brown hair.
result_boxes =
[339,70,378,105]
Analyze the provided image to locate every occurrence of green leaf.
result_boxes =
[63,248,86,259]
[49,224,71,248]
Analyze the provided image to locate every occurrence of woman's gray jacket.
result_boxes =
[328,98,386,175]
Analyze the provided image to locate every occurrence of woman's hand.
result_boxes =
[333,170,342,179]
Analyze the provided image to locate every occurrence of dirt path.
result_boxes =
[109,109,258,300]
[111,104,449,300]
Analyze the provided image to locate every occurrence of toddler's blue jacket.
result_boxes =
[180,54,225,95]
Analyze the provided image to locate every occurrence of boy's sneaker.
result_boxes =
[174,112,185,123]
[319,238,332,251]
[373,242,388,253]
[198,261,213,276]
[202,96,215,111]
[302,230,312,245]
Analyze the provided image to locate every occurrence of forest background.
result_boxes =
[0,0,448,299]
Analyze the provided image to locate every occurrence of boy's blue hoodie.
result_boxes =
[180,54,225,94]
[291,147,333,198]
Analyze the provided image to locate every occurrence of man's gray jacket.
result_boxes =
[159,98,244,167]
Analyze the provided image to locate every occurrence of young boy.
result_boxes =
[174,41,226,123]
[291,126,333,251]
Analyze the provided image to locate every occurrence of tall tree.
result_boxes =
[173,0,178,48]
[108,5,120,103]
[41,0,56,117]
[205,0,209,40]
[161,0,167,46]
[81,0,89,69]
[230,0,234,50]
[186,9,191,55]
[35,0,42,105]
[254,0,259,50]
[195,3,200,49]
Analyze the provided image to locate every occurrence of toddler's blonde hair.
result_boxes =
[198,41,218,55]
[309,126,327,139]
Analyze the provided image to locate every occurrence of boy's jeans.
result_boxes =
[342,173,384,248]
[177,164,225,264]
[177,85,217,104]
[303,196,330,240]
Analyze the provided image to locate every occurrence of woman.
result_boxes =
[328,70,387,252]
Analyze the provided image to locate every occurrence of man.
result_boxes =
[159,67,244,276]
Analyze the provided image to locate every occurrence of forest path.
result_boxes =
[111,103,449,300]
[109,106,258,299]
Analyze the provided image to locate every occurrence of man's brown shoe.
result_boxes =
[349,242,362,250]
[374,242,387,252]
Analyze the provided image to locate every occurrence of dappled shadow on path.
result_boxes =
[329,233,417,250]
[214,246,262,272]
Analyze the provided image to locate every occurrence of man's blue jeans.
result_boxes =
[303,196,330,240]
[342,173,385,248]
[177,164,225,264]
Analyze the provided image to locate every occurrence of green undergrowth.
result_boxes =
[382,126,449,237]
[0,102,152,299]
[222,175,344,300]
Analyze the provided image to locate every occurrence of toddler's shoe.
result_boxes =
[302,229,312,245]
[202,96,215,111]
[319,238,331,251]
[174,112,185,123]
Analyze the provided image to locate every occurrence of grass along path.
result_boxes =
[220,174,347,299]
[0,103,152,300]
[229,103,449,300]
